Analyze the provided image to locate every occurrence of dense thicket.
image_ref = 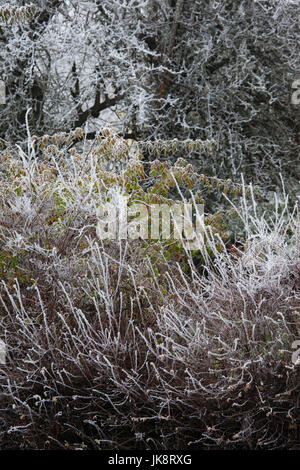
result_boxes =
[0,137,299,450]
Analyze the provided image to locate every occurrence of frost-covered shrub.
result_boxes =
[0,132,299,450]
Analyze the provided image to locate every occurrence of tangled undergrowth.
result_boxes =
[0,129,299,449]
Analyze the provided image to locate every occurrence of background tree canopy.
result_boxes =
[0,0,299,193]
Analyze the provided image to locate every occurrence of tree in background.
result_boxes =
[0,0,299,193]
